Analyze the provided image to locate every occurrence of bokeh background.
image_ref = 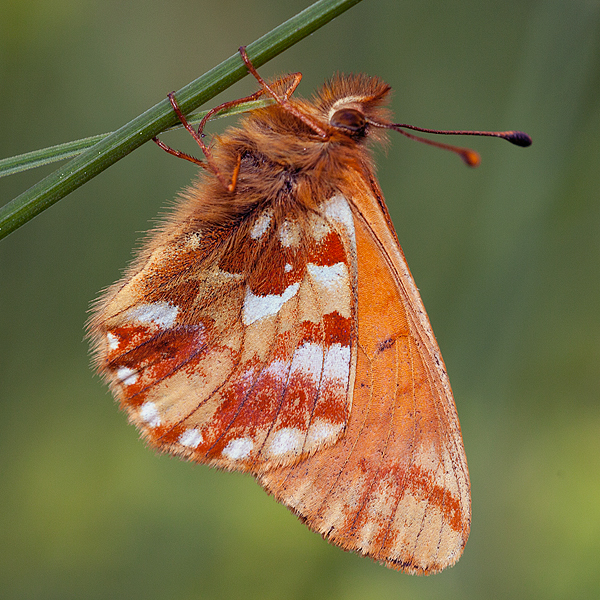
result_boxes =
[1,0,599,598]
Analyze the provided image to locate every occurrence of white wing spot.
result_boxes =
[323,343,351,382]
[242,282,300,325]
[107,332,119,351]
[292,342,324,383]
[322,195,355,241]
[223,437,254,460]
[116,366,138,385]
[278,219,301,247]
[264,359,290,384]
[307,262,349,293]
[268,427,304,457]
[139,401,161,428]
[284,263,293,273]
[250,209,273,240]
[306,419,344,447]
[239,364,258,385]
[178,428,203,448]
[127,301,178,329]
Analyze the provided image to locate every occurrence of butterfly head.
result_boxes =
[312,74,393,144]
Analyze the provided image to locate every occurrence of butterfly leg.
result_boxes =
[154,48,327,191]
[155,80,293,192]
[152,91,247,191]
[238,46,329,139]
[152,95,209,170]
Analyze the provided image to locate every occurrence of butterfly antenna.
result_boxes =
[370,120,532,167]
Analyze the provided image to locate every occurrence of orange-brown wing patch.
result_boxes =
[256,189,470,574]
[90,196,358,472]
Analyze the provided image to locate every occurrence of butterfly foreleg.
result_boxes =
[238,46,329,139]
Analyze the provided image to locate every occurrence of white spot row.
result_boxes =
[116,366,138,386]
[307,261,349,294]
[139,401,160,428]
[291,342,323,384]
[264,358,291,383]
[178,428,203,448]
[222,437,253,460]
[249,195,353,251]
[323,343,351,382]
[263,342,350,389]
[268,427,305,457]
[322,195,356,244]
[307,214,332,242]
[240,262,349,327]
[242,281,300,325]
[126,301,179,329]
[220,418,344,463]
[306,419,343,447]
[107,332,120,351]
[250,208,273,240]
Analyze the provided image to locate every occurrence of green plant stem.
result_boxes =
[0,100,274,178]
[0,0,362,241]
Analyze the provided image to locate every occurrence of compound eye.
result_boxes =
[330,108,367,133]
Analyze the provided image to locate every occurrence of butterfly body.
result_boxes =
[89,70,470,573]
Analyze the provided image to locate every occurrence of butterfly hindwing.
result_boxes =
[256,180,470,574]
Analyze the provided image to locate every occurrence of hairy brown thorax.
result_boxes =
[178,74,390,223]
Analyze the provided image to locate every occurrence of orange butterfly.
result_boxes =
[88,47,530,574]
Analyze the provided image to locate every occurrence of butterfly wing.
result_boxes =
[90,168,469,574]
[89,195,358,472]
[256,176,470,573]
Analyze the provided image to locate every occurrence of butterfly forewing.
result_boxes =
[91,196,357,471]
[257,180,470,573]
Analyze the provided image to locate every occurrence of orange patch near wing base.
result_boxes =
[256,202,470,573]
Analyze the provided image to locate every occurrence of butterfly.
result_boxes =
[88,47,530,574]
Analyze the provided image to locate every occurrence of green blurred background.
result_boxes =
[1,0,599,598]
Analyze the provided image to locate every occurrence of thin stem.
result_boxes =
[0,99,274,179]
[0,0,363,241]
